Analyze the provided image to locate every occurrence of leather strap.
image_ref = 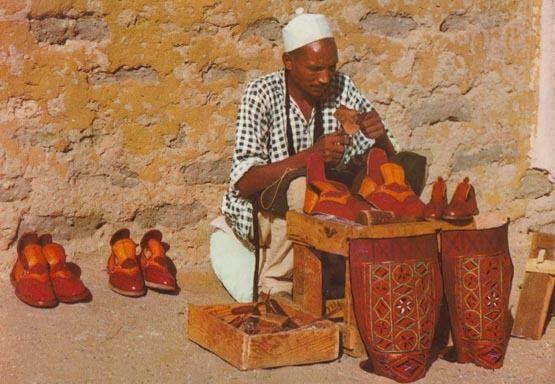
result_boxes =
[284,71,323,156]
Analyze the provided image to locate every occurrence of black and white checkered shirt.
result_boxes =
[222,69,398,244]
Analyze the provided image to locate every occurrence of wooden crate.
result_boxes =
[187,300,340,370]
[512,232,555,339]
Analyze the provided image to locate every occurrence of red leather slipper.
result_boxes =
[11,233,58,308]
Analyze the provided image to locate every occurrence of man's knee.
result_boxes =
[286,176,306,212]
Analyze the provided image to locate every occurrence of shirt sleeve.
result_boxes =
[340,76,400,165]
[229,81,271,187]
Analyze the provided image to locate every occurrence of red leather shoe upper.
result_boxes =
[304,153,373,222]
[108,231,145,295]
[443,177,479,220]
[11,233,57,308]
[139,230,177,291]
[423,177,448,220]
[41,237,90,303]
[359,149,425,218]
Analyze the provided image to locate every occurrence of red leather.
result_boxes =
[11,233,57,308]
[304,153,373,222]
[39,234,91,303]
[359,148,425,218]
[441,223,513,369]
[423,177,447,220]
[443,177,479,220]
[107,229,146,297]
[139,230,178,292]
[350,234,443,382]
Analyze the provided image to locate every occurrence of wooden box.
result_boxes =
[187,300,340,370]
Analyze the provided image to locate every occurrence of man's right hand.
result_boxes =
[312,133,351,166]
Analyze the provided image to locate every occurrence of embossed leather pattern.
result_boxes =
[350,234,443,383]
[440,223,513,369]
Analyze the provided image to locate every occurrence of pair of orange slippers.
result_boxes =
[304,149,425,221]
[423,176,479,220]
[107,229,178,297]
[11,233,91,308]
[359,149,479,220]
[305,148,479,222]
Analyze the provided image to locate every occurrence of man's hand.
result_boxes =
[312,132,351,166]
[358,109,385,140]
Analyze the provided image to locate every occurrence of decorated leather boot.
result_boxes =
[443,177,479,221]
[139,230,178,292]
[39,234,91,303]
[350,233,443,382]
[107,229,146,297]
[11,233,58,308]
[423,177,448,220]
[441,223,513,369]
[304,152,373,222]
[358,148,425,218]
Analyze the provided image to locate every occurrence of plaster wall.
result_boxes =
[0,1,552,300]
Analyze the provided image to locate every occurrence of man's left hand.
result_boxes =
[358,109,385,140]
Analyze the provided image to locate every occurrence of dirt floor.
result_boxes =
[1,258,554,384]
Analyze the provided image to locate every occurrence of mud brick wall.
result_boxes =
[0,1,552,295]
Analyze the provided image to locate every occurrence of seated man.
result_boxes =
[211,10,398,301]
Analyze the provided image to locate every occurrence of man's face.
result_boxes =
[283,38,338,100]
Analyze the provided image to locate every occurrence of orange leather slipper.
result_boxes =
[39,234,91,304]
[10,233,58,308]
[107,229,146,297]
[358,148,425,218]
[139,230,178,292]
[304,153,374,222]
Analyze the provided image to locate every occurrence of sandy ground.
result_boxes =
[1,258,554,384]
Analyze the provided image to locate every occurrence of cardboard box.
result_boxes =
[187,300,340,370]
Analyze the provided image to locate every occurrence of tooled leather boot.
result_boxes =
[443,177,479,221]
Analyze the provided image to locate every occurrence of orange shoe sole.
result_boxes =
[144,280,177,291]
[109,284,146,297]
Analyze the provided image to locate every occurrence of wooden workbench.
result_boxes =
[286,211,476,356]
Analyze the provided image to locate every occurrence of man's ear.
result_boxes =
[282,52,294,71]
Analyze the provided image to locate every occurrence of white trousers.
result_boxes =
[257,177,306,295]
[209,177,306,301]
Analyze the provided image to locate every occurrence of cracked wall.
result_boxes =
[0,1,552,295]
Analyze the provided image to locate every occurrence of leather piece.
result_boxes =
[350,234,443,382]
[440,223,513,369]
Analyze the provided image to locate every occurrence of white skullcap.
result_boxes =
[282,8,333,52]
